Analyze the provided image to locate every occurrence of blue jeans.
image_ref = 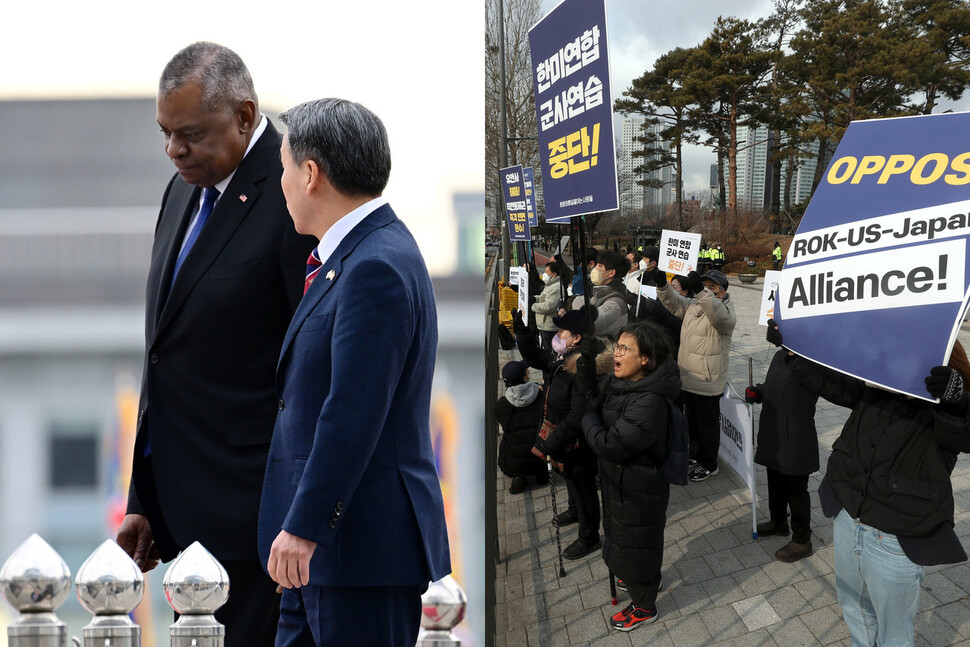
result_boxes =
[833,509,925,647]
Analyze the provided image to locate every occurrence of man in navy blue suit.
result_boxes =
[257,98,450,646]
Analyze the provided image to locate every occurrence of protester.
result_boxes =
[514,308,602,560]
[658,270,736,481]
[669,275,692,298]
[769,320,970,645]
[772,241,783,271]
[626,247,681,355]
[496,360,549,494]
[745,348,822,562]
[579,321,681,631]
[117,42,316,647]
[572,250,629,339]
[257,98,450,646]
[623,252,645,294]
[532,262,562,350]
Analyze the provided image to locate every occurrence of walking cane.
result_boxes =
[547,459,567,578]
[609,570,618,605]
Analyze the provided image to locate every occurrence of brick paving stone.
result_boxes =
[526,618,570,646]
[734,565,777,598]
[932,599,970,639]
[924,570,970,605]
[765,617,821,647]
[762,557,808,589]
[662,612,714,647]
[676,554,717,584]
[915,608,966,647]
[706,547,746,578]
[700,605,748,641]
[795,574,840,610]
[763,586,812,620]
[721,626,779,647]
[733,594,783,632]
[799,605,851,645]
[561,608,611,643]
[589,630,637,647]
[705,573,751,607]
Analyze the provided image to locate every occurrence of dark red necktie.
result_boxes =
[304,248,322,295]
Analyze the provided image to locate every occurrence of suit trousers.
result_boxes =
[276,584,422,647]
[766,468,812,544]
[681,391,721,471]
[174,560,283,647]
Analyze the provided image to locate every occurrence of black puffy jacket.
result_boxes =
[753,349,821,475]
[582,357,682,584]
[515,325,588,463]
[790,356,970,538]
[495,382,547,478]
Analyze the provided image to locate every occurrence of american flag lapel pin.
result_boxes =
[239,194,248,202]
[326,269,336,281]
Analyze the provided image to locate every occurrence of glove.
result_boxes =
[510,309,525,332]
[653,269,667,288]
[685,270,704,294]
[585,393,604,415]
[744,385,763,404]
[579,335,605,359]
[766,319,783,347]
[926,366,966,403]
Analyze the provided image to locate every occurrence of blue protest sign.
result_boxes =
[775,112,970,400]
[523,167,538,227]
[500,164,531,242]
[529,0,618,223]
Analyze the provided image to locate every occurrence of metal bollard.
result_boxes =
[416,575,467,647]
[162,542,229,647]
[0,533,72,647]
[75,539,144,647]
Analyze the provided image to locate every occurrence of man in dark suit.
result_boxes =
[116,42,315,647]
[257,98,451,646]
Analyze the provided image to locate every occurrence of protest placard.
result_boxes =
[500,165,530,242]
[758,270,781,326]
[523,167,538,227]
[529,0,617,222]
[719,383,758,536]
[658,230,701,275]
[775,112,970,400]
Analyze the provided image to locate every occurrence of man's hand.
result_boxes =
[267,530,317,589]
[116,514,160,573]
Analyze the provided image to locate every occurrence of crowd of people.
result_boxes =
[496,244,970,641]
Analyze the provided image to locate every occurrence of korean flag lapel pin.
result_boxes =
[326,269,336,281]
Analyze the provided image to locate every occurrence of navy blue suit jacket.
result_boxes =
[257,203,451,587]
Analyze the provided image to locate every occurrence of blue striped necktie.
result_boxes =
[172,187,220,281]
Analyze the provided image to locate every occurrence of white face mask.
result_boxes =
[542,273,551,283]
[639,259,649,271]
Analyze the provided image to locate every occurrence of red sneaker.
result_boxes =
[610,604,658,631]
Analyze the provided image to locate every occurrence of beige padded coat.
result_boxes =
[658,283,736,396]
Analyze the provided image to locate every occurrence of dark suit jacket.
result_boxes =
[128,121,317,562]
[257,203,451,586]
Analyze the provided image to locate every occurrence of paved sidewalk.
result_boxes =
[495,277,970,646]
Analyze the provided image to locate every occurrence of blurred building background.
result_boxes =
[0,98,484,645]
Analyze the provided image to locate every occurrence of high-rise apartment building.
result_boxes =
[620,115,673,213]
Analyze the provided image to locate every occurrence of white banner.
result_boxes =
[778,239,965,320]
[719,383,758,536]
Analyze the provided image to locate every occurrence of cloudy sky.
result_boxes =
[1,0,483,274]
[540,0,970,197]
